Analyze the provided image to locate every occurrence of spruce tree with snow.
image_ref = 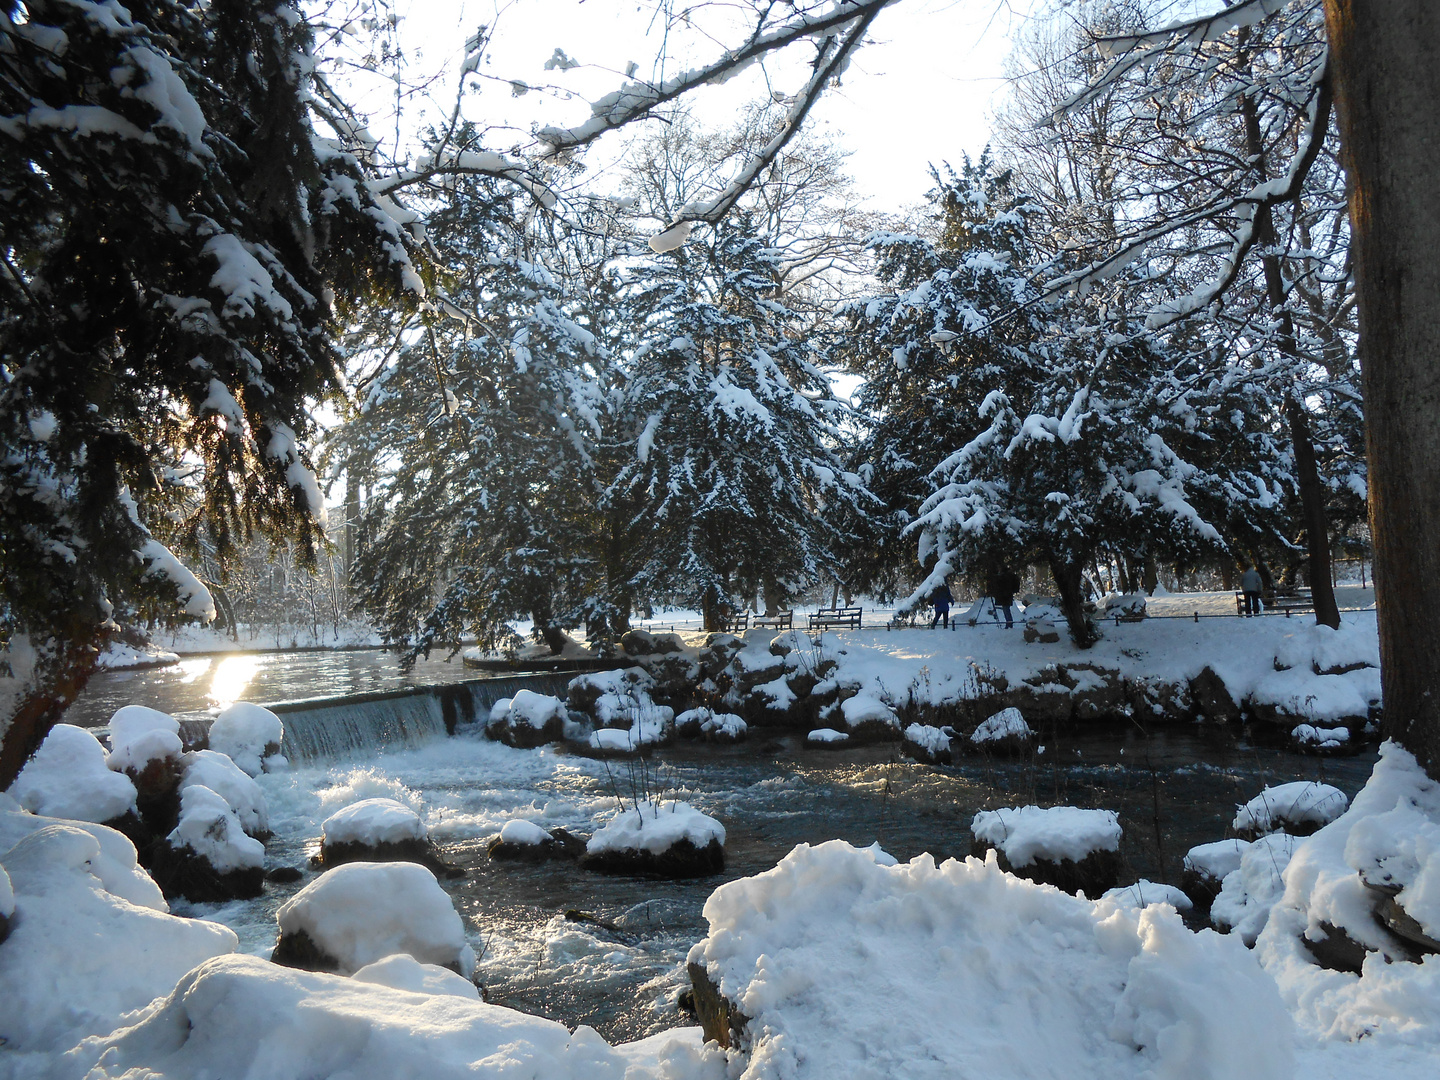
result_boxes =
[0,0,424,784]
[616,217,863,629]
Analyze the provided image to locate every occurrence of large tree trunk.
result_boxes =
[1324,1,1440,773]
[0,640,98,790]
[1049,555,1098,648]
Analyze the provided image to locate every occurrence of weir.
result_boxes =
[177,670,595,764]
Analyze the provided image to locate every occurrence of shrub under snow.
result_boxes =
[208,701,285,776]
[7,724,137,823]
[274,861,476,977]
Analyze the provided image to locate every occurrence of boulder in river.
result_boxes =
[487,820,586,863]
[970,806,1122,896]
[579,801,725,879]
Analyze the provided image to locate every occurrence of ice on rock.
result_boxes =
[1210,832,1298,945]
[1232,781,1348,835]
[587,800,725,857]
[209,701,285,776]
[971,805,1122,867]
[7,724,137,822]
[168,784,265,872]
[183,749,268,836]
[323,797,428,847]
[352,953,480,999]
[0,824,236,1051]
[62,954,641,1080]
[688,840,1291,1080]
[275,861,475,976]
[499,819,553,846]
[105,704,182,772]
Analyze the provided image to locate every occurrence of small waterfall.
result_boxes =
[254,670,603,765]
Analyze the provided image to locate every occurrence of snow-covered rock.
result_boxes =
[0,806,165,911]
[900,722,952,764]
[674,707,748,743]
[352,953,480,999]
[1211,832,1298,945]
[487,819,585,863]
[1232,781,1348,838]
[583,705,675,756]
[7,724,137,823]
[581,800,725,878]
[0,824,236,1051]
[208,701,285,776]
[105,704,184,774]
[687,840,1291,1079]
[1290,722,1351,750]
[1258,741,1440,1040]
[971,805,1122,895]
[838,691,900,740]
[272,861,476,977]
[323,797,428,847]
[150,784,265,902]
[61,953,657,1080]
[1181,838,1252,914]
[968,707,1034,754]
[804,727,849,748]
[183,748,269,836]
[486,689,568,748]
[1102,879,1193,912]
[1103,593,1147,620]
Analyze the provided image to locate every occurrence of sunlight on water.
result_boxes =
[209,655,258,709]
[176,658,212,684]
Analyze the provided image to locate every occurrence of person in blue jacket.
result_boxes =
[930,580,954,629]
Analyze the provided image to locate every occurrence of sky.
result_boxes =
[377,0,1042,215]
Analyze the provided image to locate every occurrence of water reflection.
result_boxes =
[209,656,258,709]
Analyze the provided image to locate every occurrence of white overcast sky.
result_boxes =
[381,0,1041,214]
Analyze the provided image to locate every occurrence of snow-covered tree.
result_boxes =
[0,0,423,784]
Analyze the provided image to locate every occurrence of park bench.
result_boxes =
[718,610,750,633]
[1234,587,1313,617]
[754,610,794,631]
[808,606,863,631]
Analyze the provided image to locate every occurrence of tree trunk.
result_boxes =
[0,640,98,790]
[1050,556,1097,648]
[1325,1,1440,773]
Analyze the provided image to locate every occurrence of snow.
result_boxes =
[275,861,476,976]
[1258,741,1440,1041]
[208,700,285,776]
[352,953,480,999]
[0,862,11,921]
[502,689,567,729]
[688,840,1291,1080]
[1210,832,1298,945]
[1233,781,1349,834]
[587,706,674,751]
[838,691,898,731]
[971,805,1122,867]
[105,703,182,772]
[61,953,683,1080]
[167,784,265,872]
[903,723,950,755]
[0,807,166,911]
[807,728,848,743]
[7,724,137,822]
[1102,879,1193,911]
[183,749,269,836]
[586,800,724,857]
[139,538,217,620]
[499,819,554,846]
[96,639,180,670]
[970,706,1032,744]
[0,823,236,1051]
[1293,723,1351,748]
[1184,838,1251,882]
[323,797,428,846]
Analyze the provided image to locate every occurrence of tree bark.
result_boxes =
[0,641,98,790]
[1050,556,1097,648]
[1324,1,1440,773]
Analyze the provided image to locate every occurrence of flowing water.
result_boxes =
[64,657,1379,1045]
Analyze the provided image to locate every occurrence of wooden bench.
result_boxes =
[754,610,794,631]
[719,610,750,633]
[808,606,862,632]
[1234,588,1313,617]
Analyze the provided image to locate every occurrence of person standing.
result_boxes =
[930,580,954,629]
[991,565,1021,629]
[1240,566,1264,617]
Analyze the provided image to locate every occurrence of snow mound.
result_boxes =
[1291,723,1349,748]
[63,953,652,1080]
[0,806,165,911]
[1102,879,1193,912]
[806,728,848,743]
[971,805,1122,867]
[1258,741,1440,1041]
[970,707,1032,744]
[1233,781,1348,835]
[183,749,268,836]
[105,704,183,772]
[839,692,899,731]
[689,840,1291,1080]
[323,797,428,847]
[208,701,285,776]
[168,784,265,872]
[1184,839,1251,882]
[352,953,479,999]
[1211,832,1298,945]
[276,861,475,976]
[499,819,553,846]
[903,723,950,755]
[587,800,724,856]
[502,690,567,730]
[7,723,137,822]
[0,824,236,1051]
